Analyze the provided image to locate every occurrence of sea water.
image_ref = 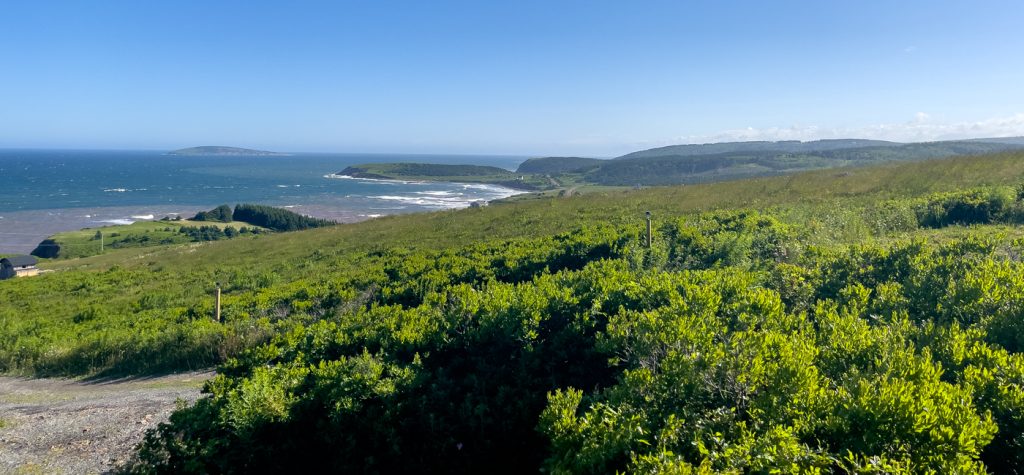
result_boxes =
[0,149,528,253]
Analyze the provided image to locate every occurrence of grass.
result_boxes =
[39,220,263,259]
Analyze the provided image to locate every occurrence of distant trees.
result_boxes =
[192,204,234,223]
[232,203,335,231]
[178,225,259,242]
[192,203,336,231]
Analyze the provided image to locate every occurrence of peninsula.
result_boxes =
[338,163,550,190]
[168,146,291,156]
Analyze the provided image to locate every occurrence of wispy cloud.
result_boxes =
[670,113,1024,145]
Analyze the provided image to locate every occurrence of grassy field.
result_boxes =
[36,220,263,259]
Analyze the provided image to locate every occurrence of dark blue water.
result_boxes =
[0,149,529,253]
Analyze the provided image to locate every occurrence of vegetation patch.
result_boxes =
[7,151,1024,472]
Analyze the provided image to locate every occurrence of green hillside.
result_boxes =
[615,138,900,159]
[583,139,1024,185]
[30,220,263,259]
[7,152,1024,472]
[515,156,606,174]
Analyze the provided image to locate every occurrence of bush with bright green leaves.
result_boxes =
[120,212,1024,474]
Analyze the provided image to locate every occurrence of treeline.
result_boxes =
[192,203,335,231]
[231,204,334,231]
[122,208,1024,473]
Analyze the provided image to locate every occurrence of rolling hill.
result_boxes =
[514,137,1024,186]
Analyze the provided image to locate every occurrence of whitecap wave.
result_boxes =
[130,214,155,220]
[370,194,476,209]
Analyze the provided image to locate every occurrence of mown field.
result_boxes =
[5,151,1024,472]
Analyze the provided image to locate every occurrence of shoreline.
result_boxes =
[0,181,527,255]
[0,205,372,255]
[323,173,536,192]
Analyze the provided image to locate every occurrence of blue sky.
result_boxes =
[2,1,1023,156]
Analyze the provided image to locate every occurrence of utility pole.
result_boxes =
[215,282,222,323]
[100,232,104,253]
[646,211,652,248]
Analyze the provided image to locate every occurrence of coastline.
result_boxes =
[0,180,527,255]
[0,205,368,255]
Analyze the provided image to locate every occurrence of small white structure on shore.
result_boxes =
[1,255,40,280]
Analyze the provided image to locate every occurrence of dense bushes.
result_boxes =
[15,178,1024,472]
[121,212,1024,473]
[914,188,1020,228]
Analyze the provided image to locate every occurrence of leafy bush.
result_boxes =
[914,188,1018,228]
[117,220,1024,473]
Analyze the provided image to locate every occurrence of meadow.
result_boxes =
[5,151,1024,472]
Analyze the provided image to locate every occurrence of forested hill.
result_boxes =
[517,137,1024,186]
[615,138,899,160]
[515,156,605,174]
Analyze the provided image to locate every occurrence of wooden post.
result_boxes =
[100,232,104,253]
[215,282,222,323]
[646,211,652,248]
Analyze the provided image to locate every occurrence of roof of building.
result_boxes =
[1,255,38,267]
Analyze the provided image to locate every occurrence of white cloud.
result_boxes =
[670,113,1024,145]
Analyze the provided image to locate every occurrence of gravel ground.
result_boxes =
[0,372,211,474]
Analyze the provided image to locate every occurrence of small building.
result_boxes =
[1,255,40,280]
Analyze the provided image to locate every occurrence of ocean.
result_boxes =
[0,149,529,254]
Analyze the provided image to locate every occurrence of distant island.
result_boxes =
[168,146,291,156]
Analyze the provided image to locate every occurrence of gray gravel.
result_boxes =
[0,372,211,474]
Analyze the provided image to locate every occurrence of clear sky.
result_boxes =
[2,1,1023,156]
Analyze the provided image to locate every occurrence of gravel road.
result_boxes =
[0,372,211,474]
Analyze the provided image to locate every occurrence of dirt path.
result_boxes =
[0,372,211,474]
